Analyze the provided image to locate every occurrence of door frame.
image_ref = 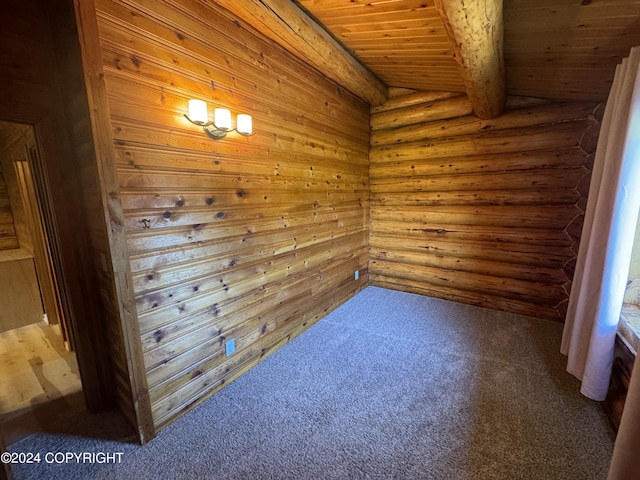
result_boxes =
[2,0,155,447]
[0,113,112,412]
[15,147,70,348]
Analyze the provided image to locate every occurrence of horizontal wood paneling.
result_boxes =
[94,0,370,430]
[503,0,640,101]
[298,0,640,102]
[0,123,33,254]
[0,166,18,252]
[369,91,601,320]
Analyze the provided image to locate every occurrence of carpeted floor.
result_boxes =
[8,286,615,479]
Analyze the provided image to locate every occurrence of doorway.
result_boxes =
[0,120,84,446]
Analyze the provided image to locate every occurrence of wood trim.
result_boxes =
[15,151,66,341]
[30,114,110,410]
[73,0,155,443]
[434,0,505,119]
[213,0,388,106]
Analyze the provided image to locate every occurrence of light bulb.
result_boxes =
[237,114,253,135]
[214,108,232,130]
[188,99,208,124]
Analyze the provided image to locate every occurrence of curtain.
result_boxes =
[561,46,640,401]
[606,47,640,480]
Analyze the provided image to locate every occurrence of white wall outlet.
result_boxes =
[225,339,235,356]
[355,270,359,280]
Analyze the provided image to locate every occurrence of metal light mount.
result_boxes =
[184,115,230,139]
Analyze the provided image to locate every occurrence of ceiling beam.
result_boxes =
[214,0,388,106]
[434,0,505,119]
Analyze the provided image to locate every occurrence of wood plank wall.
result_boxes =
[51,0,137,426]
[0,123,35,253]
[369,91,601,321]
[0,154,20,252]
[0,164,18,252]
[1,0,123,417]
[0,124,44,334]
[92,0,370,430]
[504,0,640,102]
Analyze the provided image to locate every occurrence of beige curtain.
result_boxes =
[559,46,640,479]
[561,46,640,401]
[606,48,640,480]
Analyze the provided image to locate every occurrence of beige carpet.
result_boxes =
[9,287,614,479]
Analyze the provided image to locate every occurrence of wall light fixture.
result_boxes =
[184,99,253,140]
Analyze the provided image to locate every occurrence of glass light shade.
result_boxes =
[188,99,208,124]
[237,114,253,135]
[214,108,232,130]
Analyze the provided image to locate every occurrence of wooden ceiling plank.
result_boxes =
[339,31,450,40]
[505,2,640,16]
[506,19,640,33]
[215,0,388,106]
[356,51,454,58]
[372,61,459,69]
[347,39,452,48]
[365,61,462,68]
[298,0,638,101]
[505,0,640,7]
[505,46,638,56]
[316,9,439,25]
[298,0,466,95]
[334,22,448,35]
[298,0,433,14]
[505,57,624,68]
[299,0,412,7]
[434,0,505,119]
[350,44,452,52]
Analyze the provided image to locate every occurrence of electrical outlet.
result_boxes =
[225,339,235,356]
[355,270,359,280]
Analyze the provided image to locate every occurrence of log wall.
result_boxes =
[369,92,601,321]
[92,0,370,430]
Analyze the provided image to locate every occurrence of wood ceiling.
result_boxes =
[296,0,465,93]
[296,0,640,102]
